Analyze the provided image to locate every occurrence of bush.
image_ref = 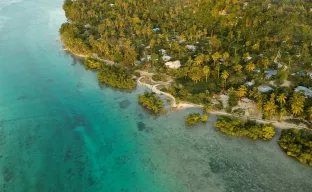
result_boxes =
[97,65,136,89]
[152,73,166,81]
[134,71,141,77]
[185,113,208,126]
[215,116,275,140]
[85,58,102,70]
[138,91,164,115]
[228,91,239,108]
[278,129,312,166]
[214,100,224,110]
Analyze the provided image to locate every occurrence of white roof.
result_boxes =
[264,70,277,78]
[162,55,171,61]
[295,86,312,97]
[159,49,166,55]
[165,60,181,69]
[186,45,196,52]
[140,55,151,62]
[246,56,252,61]
[258,85,274,93]
[245,81,254,86]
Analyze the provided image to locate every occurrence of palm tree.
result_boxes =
[203,66,210,82]
[263,98,277,119]
[262,58,270,69]
[194,54,204,66]
[189,67,201,84]
[221,70,229,88]
[308,107,312,120]
[204,54,210,64]
[212,52,221,66]
[223,52,230,65]
[204,103,213,113]
[237,85,247,99]
[232,64,243,74]
[276,93,287,106]
[249,87,261,101]
[245,62,256,72]
[290,92,305,116]
[278,107,287,121]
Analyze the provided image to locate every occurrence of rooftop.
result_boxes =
[258,85,274,93]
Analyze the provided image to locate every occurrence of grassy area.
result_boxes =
[176,78,221,94]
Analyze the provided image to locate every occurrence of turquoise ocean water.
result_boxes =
[0,0,311,192]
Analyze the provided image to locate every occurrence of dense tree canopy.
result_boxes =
[215,116,275,140]
[96,62,136,89]
[278,128,312,166]
[60,0,312,123]
[138,91,165,115]
[185,113,208,126]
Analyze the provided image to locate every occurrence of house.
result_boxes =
[162,55,171,62]
[264,70,277,79]
[179,40,186,44]
[140,55,151,62]
[297,71,305,76]
[218,10,227,16]
[165,61,181,69]
[186,45,196,52]
[295,86,312,97]
[245,81,254,87]
[258,85,273,93]
[159,49,166,55]
[152,27,160,32]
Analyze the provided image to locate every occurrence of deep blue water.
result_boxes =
[0,0,311,192]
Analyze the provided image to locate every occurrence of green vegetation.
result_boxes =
[97,64,136,89]
[185,113,208,127]
[138,91,165,115]
[85,58,102,70]
[60,0,312,123]
[152,73,167,82]
[215,116,275,140]
[278,129,312,166]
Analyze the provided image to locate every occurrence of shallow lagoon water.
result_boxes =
[0,0,311,192]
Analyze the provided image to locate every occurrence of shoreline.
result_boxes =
[137,74,308,130]
[63,47,309,130]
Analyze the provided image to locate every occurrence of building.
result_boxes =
[165,61,181,69]
[258,85,274,93]
[295,86,312,97]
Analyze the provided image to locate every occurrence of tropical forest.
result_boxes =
[60,0,312,165]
